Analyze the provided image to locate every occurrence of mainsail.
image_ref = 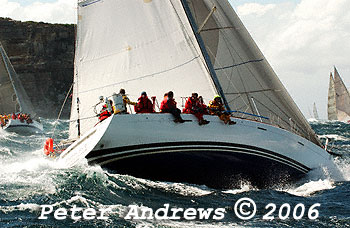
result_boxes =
[70,0,321,146]
[0,43,36,117]
[328,66,350,121]
[328,73,337,120]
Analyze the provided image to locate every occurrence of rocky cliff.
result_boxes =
[0,17,75,119]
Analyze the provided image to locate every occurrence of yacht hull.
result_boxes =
[59,114,334,188]
[2,119,43,134]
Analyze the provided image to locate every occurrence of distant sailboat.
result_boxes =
[0,42,43,133]
[53,0,338,188]
[327,67,350,122]
[308,102,319,121]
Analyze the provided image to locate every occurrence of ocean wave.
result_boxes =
[282,179,335,197]
[222,182,255,195]
[318,134,348,141]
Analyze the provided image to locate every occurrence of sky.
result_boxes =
[1,0,349,119]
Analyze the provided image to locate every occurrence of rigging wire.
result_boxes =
[51,83,74,139]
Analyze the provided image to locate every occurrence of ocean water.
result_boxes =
[0,119,349,228]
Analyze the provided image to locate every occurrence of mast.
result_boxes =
[180,0,230,111]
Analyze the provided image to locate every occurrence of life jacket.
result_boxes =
[208,100,225,115]
[183,97,199,114]
[18,114,25,122]
[99,105,111,121]
[160,97,177,112]
[135,96,154,113]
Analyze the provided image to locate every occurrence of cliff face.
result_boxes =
[0,17,74,119]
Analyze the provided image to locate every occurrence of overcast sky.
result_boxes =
[1,0,349,119]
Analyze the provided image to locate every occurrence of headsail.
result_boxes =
[0,43,37,117]
[70,0,321,147]
[182,0,321,146]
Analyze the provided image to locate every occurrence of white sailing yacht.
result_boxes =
[57,0,337,188]
[0,42,43,134]
[328,66,350,122]
[313,102,319,120]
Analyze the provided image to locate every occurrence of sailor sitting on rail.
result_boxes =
[208,95,236,125]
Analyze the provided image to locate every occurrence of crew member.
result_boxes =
[183,93,209,125]
[119,89,136,113]
[160,91,184,123]
[208,95,236,125]
[98,102,112,122]
[135,91,155,113]
[0,115,5,127]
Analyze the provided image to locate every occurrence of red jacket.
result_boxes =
[183,97,207,114]
[160,97,177,112]
[183,97,198,114]
[99,105,111,121]
[135,96,154,113]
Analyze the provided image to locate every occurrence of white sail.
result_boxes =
[0,43,37,117]
[333,66,350,122]
[70,0,218,138]
[184,0,320,145]
[327,73,337,120]
[313,102,319,120]
[70,0,320,147]
[327,67,350,122]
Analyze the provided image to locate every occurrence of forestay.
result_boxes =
[0,43,36,117]
[70,0,217,138]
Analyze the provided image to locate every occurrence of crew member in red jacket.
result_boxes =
[160,91,184,123]
[183,93,209,125]
[135,91,155,113]
[98,103,112,122]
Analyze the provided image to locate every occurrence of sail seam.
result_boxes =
[77,56,200,94]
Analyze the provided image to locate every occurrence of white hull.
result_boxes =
[2,119,43,134]
[58,114,335,188]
